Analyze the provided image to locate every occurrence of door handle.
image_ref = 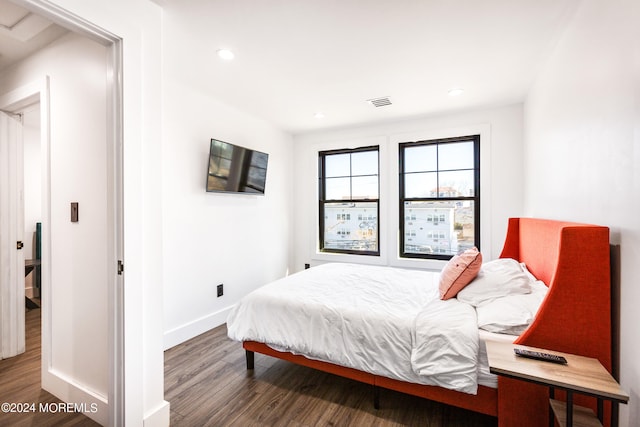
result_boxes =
[16,241,23,250]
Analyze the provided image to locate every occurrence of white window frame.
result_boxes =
[310,137,389,266]
[304,124,491,271]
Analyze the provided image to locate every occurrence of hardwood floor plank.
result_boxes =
[165,324,498,427]
[0,309,99,427]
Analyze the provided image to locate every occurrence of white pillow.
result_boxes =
[457,258,532,307]
[477,280,548,335]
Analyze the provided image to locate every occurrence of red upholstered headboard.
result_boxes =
[497,217,612,427]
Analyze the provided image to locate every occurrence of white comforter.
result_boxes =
[227,262,480,394]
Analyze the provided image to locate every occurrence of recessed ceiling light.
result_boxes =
[314,112,325,119]
[216,49,235,61]
[448,88,465,96]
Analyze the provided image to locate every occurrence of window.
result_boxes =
[319,146,379,255]
[246,151,269,192]
[399,135,480,260]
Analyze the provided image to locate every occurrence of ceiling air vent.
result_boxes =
[367,97,392,107]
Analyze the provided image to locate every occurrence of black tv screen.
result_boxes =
[206,138,269,194]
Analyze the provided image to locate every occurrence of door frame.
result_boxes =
[11,1,125,425]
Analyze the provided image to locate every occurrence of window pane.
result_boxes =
[404,172,437,198]
[351,150,378,176]
[246,152,268,191]
[352,175,378,199]
[438,170,475,197]
[325,153,351,177]
[250,151,268,168]
[438,141,474,171]
[209,157,231,177]
[323,202,378,252]
[325,177,350,200]
[403,200,475,256]
[246,166,267,192]
[211,139,233,159]
[320,146,379,256]
[404,145,437,173]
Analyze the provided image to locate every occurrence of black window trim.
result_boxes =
[398,135,480,261]
[318,145,380,256]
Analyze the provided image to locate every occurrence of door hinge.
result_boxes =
[117,260,124,275]
[17,241,23,250]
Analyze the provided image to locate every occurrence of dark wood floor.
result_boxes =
[165,324,498,427]
[1,309,498,426]
[0,308,99,427]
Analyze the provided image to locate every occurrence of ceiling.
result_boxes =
[1,0,581,135]
[163,0,581,134]
[0,0,69,72]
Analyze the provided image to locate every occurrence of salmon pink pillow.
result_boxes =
[439,248,482,300]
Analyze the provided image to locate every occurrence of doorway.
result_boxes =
[0,1,124,425]
[22,103,41,311]
[0,101,97,427]
[0,107,25,361]
[0,101,41,356]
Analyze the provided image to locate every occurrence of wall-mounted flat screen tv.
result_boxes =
[206,138,269,194]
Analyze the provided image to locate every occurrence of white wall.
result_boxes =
[161,6,294,348]
[292,104,524,272]
[0,31,109,414]
[523,0,640,425]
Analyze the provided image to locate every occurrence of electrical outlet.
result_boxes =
[217,284,224,297]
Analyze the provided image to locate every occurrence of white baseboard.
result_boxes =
[42,368,171,427]
[163,306,233,350]
[42,368,108,426]
[144,400,170,427]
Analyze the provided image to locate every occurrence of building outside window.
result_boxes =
[399,135,480,260]
[319,146,379,255]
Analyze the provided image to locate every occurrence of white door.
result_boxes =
[0,110,25,360]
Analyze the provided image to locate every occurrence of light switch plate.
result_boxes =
[71,202,79,222]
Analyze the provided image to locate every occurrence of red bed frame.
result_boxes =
[243,218,613,427]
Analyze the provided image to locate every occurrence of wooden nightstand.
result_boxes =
[486,341,629,427]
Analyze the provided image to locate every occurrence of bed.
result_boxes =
[227,218,613,427]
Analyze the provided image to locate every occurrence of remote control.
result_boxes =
[514,348,568,364]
